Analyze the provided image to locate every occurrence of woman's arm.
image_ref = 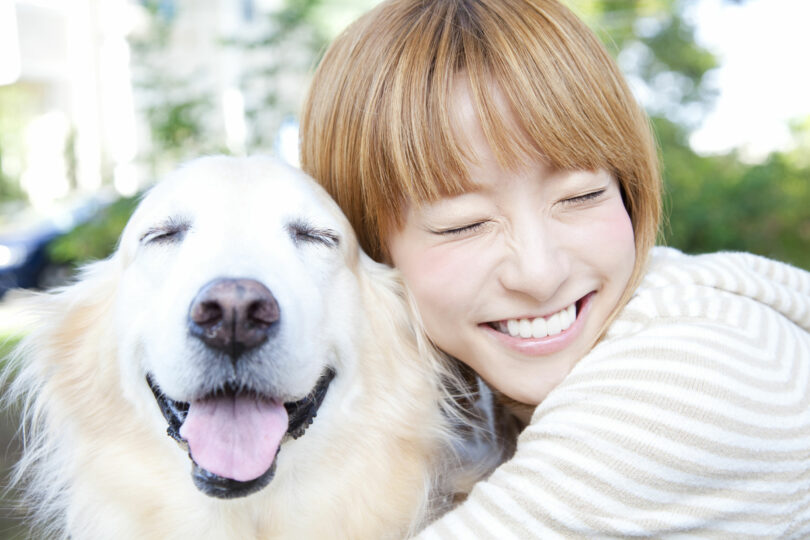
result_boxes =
[416,266,810,538]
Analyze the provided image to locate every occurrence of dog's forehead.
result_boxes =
[135,157,345,230]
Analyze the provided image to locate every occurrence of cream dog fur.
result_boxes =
[3,156,505,539]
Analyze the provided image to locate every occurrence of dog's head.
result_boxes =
[113,156,363,498]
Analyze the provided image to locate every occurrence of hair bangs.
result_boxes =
[386,1,553,205]
[376,3,480,207]
[302,0,661,266]
[446,0,613,182]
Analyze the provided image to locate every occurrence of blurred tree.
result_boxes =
[46,195,141,267]
[129,0,220,176]
[43,0,336,270]
[0,85,29,206]
[129,0,331,162]
[579,0,809,269]
[0,147,24,205]
[658,116,810,268]
[574,0,718,127]
[54,0,808,270]
[787,116,810,169]
[226,0,330,150]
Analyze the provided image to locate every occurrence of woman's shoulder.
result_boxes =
[606,246,810,340]
[526,249,810,500]
[642,246,810,293]
[543,247,810,427]
[424,248,810,539]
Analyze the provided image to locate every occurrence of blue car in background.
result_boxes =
[0,197,109,299]
[0,221,64,296]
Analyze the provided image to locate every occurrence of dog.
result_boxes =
[2,156,513,539]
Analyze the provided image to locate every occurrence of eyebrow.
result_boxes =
[416,190,490,215]
[550,168,612,187]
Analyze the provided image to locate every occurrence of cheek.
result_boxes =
[398,250,474,355]
[399,248,470,317]
[589,200,636,274]
[390,234,485,338]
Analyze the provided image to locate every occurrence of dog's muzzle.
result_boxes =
[147,369,336,499]
[145,277,336,499]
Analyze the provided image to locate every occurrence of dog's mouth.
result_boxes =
[146,369,336,499]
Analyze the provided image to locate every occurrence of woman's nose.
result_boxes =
[498,220,570,301]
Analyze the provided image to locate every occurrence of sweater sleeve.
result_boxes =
[414,279,810,539]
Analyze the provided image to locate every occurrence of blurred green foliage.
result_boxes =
[577,0,719,124]
[580,0,809,269]
[46,195,141,266]
[0,85,32,204]
[0,333,21,368]
[227,0,329,149]
[0,151,24,203]
[659,117,810,268]
[31,0,806,271]
[129,1,220,173]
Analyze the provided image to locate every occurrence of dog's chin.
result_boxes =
[146,368,336,499]
[191,460,278,499]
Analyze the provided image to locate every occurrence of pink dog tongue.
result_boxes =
[179,395,288,482]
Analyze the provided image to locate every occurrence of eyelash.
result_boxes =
[287,221,340,248]
[140,221,190,245]
[563,189,606,205]
[434,188,607,236]
[436,221,487,236]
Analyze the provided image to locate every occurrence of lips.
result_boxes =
[481,293,594,356]
[146,368,336,499]
[488,294,588,339]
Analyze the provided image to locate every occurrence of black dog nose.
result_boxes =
[188,278,280,358]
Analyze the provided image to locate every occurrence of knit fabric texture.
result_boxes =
[416,247,810,539]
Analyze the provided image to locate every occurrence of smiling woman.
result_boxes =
[300,0,810,537]
[387,78,636,405]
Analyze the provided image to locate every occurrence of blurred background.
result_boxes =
[0,0,809,535]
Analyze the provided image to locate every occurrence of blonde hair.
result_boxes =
[301,0,661,306]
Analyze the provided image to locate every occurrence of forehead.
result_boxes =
[131,157,345,230]
[446,73,541,185]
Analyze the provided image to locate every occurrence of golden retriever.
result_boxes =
[3,157,508,539]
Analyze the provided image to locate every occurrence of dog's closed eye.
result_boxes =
[140,217,191,245]
[287,220,340,248]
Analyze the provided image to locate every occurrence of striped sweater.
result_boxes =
[417,247,810,539]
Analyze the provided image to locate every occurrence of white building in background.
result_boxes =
[130,0,308,168]
[0,0,304,212]
[0,0,140,207]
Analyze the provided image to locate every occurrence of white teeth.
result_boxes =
[519,319,532,338]
[496,301,578,339]
[531,317,547,338]
[558,309,570,330]
[546,313,562,336]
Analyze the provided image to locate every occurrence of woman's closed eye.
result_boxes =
[433,221,488,236]
[561,188,607,206]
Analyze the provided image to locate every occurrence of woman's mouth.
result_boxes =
[482,293,593,356]
[491,301,577,339]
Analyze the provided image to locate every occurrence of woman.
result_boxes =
[300,0,810,536]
